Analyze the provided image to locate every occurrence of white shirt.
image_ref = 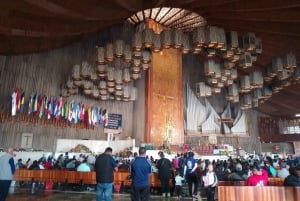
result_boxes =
[202,172,217,187]
[175,175,184,186]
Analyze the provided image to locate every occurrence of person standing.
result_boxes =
[202,163,218,201]
[174,171,184,199]
[183,152,198,197]
[131,147,152,201]
[95,147,118,201]
[0,148,15,201]
[156,152,172,198]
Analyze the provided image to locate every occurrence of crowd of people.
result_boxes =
[1,147,300,201]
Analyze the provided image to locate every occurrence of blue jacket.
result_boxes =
[131,157,152,187]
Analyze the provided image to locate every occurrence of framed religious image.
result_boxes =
[21,133,33,148]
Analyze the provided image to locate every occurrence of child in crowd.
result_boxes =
[174,171,184,199]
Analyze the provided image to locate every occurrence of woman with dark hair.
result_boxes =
[156,152,172,198]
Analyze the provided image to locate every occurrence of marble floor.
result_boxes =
[6,188,202,201]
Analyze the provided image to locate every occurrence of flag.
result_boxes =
[102,109,108,127]
[20,91,25,113]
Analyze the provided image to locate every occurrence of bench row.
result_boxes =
[14,169,287,187]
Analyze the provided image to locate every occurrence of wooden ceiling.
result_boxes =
[0,0,300,117]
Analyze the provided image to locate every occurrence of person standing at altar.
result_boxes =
[95,147,118,201]
[0,148,15,201]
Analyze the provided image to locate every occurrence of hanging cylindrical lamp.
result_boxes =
[204,59,216,76]
[228,83,238,97]
[226,31,238,50]
[213,87,221,94]
[89,66,98,82]
[223,50,234,60]
[114,69,123,84]
[192,26,206,48]
[282,52,296,70]
[106,66,115,82]
[277,69,289,80]
[123,68,131,82]
[161,30,172,49]
[214,63,222,79]
[239,52,252,68]
[131,63,141,74]
[141,49,152,64]
[83,80,93,89]
[182,34,191,54]
[98,80,107,89]
[123,84,130,99]
[142,63,151,71]
[131,72,141,80]
[132,50,142,59]
[115,88,123,97]
[143,28,154,48]
[252,88,263,101]
[239,75,251,93]
[97,64,107,78]
[262,86,272,99]
[172,29,183,49]
[250,71,264,88]
[255,38,262,54]
[92,85,100,98]
[61,86,69,98]
[230,68,238,80]
[97,47,106,64]
[132,32,143,51]
[243,32,256,52]
[105,43,114,62]
[216,27,226,50]
[74,80,82,87]
[293,65,300,82]
[68,88,78,95]
[130,87,138,101]
[115,69,123,90]
[236,36,245,55]
[114,40,125,58]
[207,26,218,48]
[221,76,227,83]
[205,85,212,97]
[100,94,109,101]
[123,44,132,63]
[109,94,115,101]
[66,77,74,89]
[217,82,224,88]
[72,64,81,81]
[107,86,115,93]
[152,33,162,53]
[223,61,235,70]
[272,57,284,73]
[196,82,206,97]
[80,61,89,78]
[207,48,216,58]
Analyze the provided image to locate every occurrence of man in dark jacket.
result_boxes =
[284,167,300,186]
[95,147,118,201]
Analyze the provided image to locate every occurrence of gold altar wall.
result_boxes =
[145,48,184,145]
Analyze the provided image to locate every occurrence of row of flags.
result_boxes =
[11,88,108,126]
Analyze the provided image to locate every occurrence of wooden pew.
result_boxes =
[217,186,300,201]
[268,177,285,186]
